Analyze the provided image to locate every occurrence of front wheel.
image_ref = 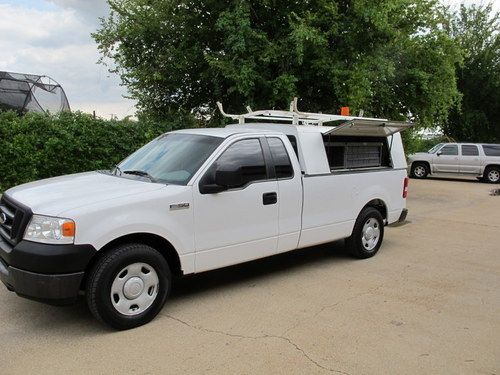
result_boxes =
[484,166,500,183]
[86,243,171,330]
[346,207,385,259]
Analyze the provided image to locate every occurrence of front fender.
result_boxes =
[60,185,195,258]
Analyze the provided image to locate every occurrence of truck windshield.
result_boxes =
[428,143,443,154]
[116,133,223,185]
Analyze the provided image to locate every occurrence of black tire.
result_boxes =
[484,166,500,183]
[86,243,171,330]
[346,207,385,259]
[410,162,429,179]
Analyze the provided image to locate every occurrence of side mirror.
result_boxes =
[199,166,244,194]
[437,151,442,156]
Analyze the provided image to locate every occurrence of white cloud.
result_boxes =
[444,0,500,11]
[0,2,136,119]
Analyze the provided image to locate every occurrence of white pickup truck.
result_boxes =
[0,102,412,329]
[408,143,500,183]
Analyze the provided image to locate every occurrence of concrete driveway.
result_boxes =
[1,177,499,374]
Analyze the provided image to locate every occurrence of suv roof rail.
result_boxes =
[217,97,404,126]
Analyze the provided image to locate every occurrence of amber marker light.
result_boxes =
[62,221,76,237]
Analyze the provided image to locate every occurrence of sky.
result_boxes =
[0,0,498,119]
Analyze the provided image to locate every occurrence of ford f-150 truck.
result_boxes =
[0,101,412,329]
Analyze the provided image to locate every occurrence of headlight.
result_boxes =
[24,215,76,244]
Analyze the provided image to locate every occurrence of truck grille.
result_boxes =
[0,195,32,246]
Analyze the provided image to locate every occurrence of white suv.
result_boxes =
[408,143,500,183]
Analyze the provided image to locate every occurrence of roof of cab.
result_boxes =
[172,127,279,138]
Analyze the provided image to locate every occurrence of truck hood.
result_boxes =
[5,172,165,216]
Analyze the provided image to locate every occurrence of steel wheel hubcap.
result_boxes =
[414,166,425,177]
[111,262,159,316]
[488,170,499,182]
[362,218,380,251]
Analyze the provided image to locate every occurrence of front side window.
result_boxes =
[118,133,223,185]
[439,145,458,155]
[208,138,267,188]
[428,143,443,154]
[461,145,479,156]
[268,137,294,178]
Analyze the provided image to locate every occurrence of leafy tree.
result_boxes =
[94,0,461,126]
[443,3,499,142]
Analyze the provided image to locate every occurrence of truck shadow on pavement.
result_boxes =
[3,239,358,334]
[170,239,351,302]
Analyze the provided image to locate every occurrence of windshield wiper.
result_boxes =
[123,170,158,183]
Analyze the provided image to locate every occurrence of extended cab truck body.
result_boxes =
[0,102,412,329]
[408,143,500,183]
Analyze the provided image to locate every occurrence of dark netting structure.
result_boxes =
[0,71,70,114]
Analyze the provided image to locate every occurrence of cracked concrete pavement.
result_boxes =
[1,177,499,374]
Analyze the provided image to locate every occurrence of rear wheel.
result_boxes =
[346,207,385,259]
[86,243,171,330]
[410,162,429,179]
[484,166,500,183]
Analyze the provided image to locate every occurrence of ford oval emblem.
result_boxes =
[0,212,6,225]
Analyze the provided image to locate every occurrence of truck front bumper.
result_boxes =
[0,239,96,305]
[0,260,84,305]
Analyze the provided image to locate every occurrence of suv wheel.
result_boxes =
[410,162,429,179]
[484,166,500,183]
[86,243,171,330]
[346,207,385,259]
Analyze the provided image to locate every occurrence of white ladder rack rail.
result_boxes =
[216,97,390,126]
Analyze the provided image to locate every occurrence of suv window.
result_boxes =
[482,145,500,157]
[461,145,479,156]
[268,137,293,178]
[439,145,458,155]
[214,138,267,187]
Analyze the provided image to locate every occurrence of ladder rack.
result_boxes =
[217,97,390,126]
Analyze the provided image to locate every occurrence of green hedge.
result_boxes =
[0,111,197,192]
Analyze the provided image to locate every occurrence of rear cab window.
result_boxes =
[267,137,294,179]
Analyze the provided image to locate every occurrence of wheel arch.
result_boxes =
[361,199,388,222]
[484,164,500,173]
[483,164,500,181]
[83,232,183,289]
[412,160,431,172]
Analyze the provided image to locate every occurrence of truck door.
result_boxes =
[265,136,303,253]
[193,138,279,272]
[459,145,481,174]
[433,144,459,173]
